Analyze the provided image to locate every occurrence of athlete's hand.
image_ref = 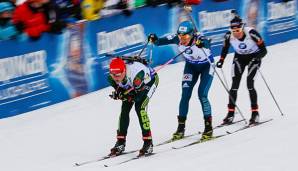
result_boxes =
[195,39,203,48]
[216,58,225,68]
[148,33,158,43]
[109,91,120,100]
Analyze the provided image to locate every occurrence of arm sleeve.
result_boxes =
[155,34,180,46]
[220,31,232,60]
[133,70,145,91]
[249,29,267,59]
[107,75,118,90]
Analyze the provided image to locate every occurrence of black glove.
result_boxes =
[109,90,121,100]
[195,39,203,48]
[251,58,261,65]
[148,33,158,43]
[216,58,225,68]
[121,56,149,65]
[109,90,134,102]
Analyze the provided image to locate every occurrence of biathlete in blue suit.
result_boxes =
[148,20,214,140]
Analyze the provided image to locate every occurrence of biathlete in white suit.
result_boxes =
[216,16,267,125]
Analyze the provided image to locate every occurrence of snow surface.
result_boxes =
[0,39,298,171]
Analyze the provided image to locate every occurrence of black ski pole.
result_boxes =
[208,58,247,123]
[137,41,149,58]
[220,68,229,88]
[257,66,284,116]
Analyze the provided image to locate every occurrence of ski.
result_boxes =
[155,133,198,147]
[172,119,273,150]
[103,153,155,167]
[74,150,137,167]
[74,119,245,167]
[155,119,245,147]
[172,134,227,149]
[214,118,246,129]
[226,118,273,134]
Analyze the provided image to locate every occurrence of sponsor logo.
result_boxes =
[183,82,189,88]
[178,26,188,32]
[268,1,296,20]
[0,51,47,82]
[97,24,146,54]
[239,43,247,49]
[199,10,234,30]
[185,48,193,54]
[183,74,192,81]
[0,79,49,101]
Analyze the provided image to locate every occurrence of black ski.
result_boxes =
[172,119,273,150]
[226,118,273,134]
[172,134,227,149]
[103,153,155,167]
[74,119,245,167]
[156,119,245,147]
[215,118,246,128]
[155,133,198,147]
[74,150,137,167]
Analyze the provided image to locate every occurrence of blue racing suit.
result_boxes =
[154,33,214,119]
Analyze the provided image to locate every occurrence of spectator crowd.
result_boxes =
[1,0,290,41]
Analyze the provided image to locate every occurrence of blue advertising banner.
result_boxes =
[238,0,266,36]
[0,23,95,118]
[0,1,297,119]
[264,0,298,45]
[185,0,235,55]
[0,35,67,118]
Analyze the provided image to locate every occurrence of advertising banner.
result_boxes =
[0,1,297,118]
[264,0,298,45]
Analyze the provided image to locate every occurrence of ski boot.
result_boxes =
[139,139,153,156]
[222,105,235,125]
[249,111,260,125]
[172,116,186,140]
[201,116,213,140]
[109,137,126,156]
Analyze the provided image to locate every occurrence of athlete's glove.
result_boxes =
[195,39,203,48]
[148,33,158,43]
[109,90,121,100]
[216,57,225,68]
[109,90,134,102]
[195,36,211,49]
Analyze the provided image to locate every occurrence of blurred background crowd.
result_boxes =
[0,0,222,40]
[0,0,291,41]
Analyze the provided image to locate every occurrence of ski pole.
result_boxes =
[137,41,149,58]
[183,5,247,123]
[220,68,229,88]
[122,45,194,95]
[153,44,195,74]
[257,66,284,116]
[183,5,199,32]
[208,59,247,123]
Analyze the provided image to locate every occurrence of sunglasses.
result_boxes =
[178,33,191,37]
[231,27,243,33]
[110,72,123,77]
